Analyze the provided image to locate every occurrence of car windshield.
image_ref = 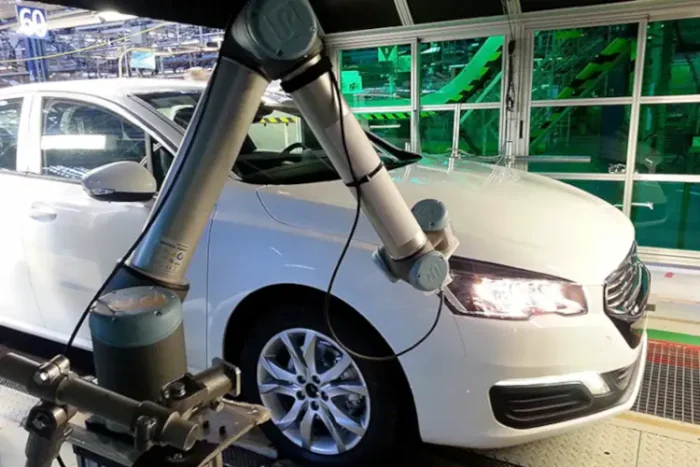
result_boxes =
[136,91,420,185]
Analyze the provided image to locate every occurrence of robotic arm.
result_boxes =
[0,1,457,466]
[130,0,455,292]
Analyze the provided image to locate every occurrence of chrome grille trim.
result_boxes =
[604,243,648,317]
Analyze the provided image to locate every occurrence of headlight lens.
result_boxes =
[445,257,587,320]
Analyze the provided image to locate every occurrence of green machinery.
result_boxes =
[344,33,635,160]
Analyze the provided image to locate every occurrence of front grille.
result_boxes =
[603,244,650,348]
[605,244,646,316]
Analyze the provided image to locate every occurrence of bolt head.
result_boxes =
[137,416,157,430]
[165,381,187,399]
[31,413,50,430]
[297,375,306,384]
[296,391,305,400]
[311,375,320,384]
[210,400,224,413]
[34,371,50,385]
[321,392,329,401]
[311,401,319,411]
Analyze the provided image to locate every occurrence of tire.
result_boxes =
[239,303,405,467]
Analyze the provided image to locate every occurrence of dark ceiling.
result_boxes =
[521,0,628,12]
[42,0,633,34]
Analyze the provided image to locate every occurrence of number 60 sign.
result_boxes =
[16,6,48,39]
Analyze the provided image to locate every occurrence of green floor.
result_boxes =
[647,329,700,347]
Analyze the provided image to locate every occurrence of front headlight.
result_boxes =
[445,257,587,320]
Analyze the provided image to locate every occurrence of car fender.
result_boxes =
[206,217,466,363]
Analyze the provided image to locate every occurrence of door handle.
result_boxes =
[29,204,57,221]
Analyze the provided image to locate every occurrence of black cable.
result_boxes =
[63,238,135,354]
[323,72,444,362]
[57,455,67,467]
[62,79,212,356]
[506,39,516,113]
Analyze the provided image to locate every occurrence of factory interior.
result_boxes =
[0,1,698,466]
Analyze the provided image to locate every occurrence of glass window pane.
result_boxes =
[340,45,411,108]
[0,98,23,172]
[137,91,201,130]
[561,179,624,209]
[632,181,700,251]
[637,103,700,175]
[356,112,411,149]
[248,110,305,151]
[532,24,637,100]
[529,105,630,174]
[419,111,453,156]
[419,37,503,105]
[41,99,146,181]
[458,108,500,156]
[643,19,700,96]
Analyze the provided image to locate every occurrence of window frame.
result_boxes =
[329,5,700,261]
[338,43,414,109]
[415,34,505,157]
[25,92,173,185]
[0,95,30,176]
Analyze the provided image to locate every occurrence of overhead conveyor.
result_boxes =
[355,36,504,115]
[530,36,634,151]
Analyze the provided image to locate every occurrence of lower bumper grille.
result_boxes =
[490,352,644,429]
[490,384,593,429]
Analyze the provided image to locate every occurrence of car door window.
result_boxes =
[0,98,22,172]
[41,98,147,181]
[151,138,174,188]
[137,91,420,185]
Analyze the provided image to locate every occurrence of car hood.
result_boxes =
[256,160,634,284]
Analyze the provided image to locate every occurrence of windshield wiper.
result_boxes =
[365,131,421,162]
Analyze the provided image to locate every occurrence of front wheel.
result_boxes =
[239,305,404,466]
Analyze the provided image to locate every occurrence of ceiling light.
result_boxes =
[98,11,136,22]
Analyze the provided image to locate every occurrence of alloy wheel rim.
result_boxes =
[256,328,371,455]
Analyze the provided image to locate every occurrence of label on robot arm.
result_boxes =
[151,237,190,277]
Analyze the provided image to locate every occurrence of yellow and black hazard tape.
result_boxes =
[530,37,632,143]
[447,47,503,104]
[355,111,437,121]
[258,116,298,124]
[356,112,411,121]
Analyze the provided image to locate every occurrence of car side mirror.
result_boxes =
[82,161,156,202]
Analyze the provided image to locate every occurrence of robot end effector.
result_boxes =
[374,199,459,292]
[231,0,458,292]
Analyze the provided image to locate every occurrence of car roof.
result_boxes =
[0,78,291,107]
[0,78,206,98]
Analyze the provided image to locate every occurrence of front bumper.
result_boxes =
[490,336,645,429]
[410,289,648,449]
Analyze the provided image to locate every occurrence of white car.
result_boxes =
[0,79,649,466]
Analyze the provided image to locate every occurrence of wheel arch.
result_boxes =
[222,283,419,438]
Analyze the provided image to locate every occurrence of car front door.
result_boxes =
[21,94,155,346]
[0,95,44,330]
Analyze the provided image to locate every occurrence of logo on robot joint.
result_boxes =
[264,1,302,43]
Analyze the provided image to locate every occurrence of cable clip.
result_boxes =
[344,162,383,188]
